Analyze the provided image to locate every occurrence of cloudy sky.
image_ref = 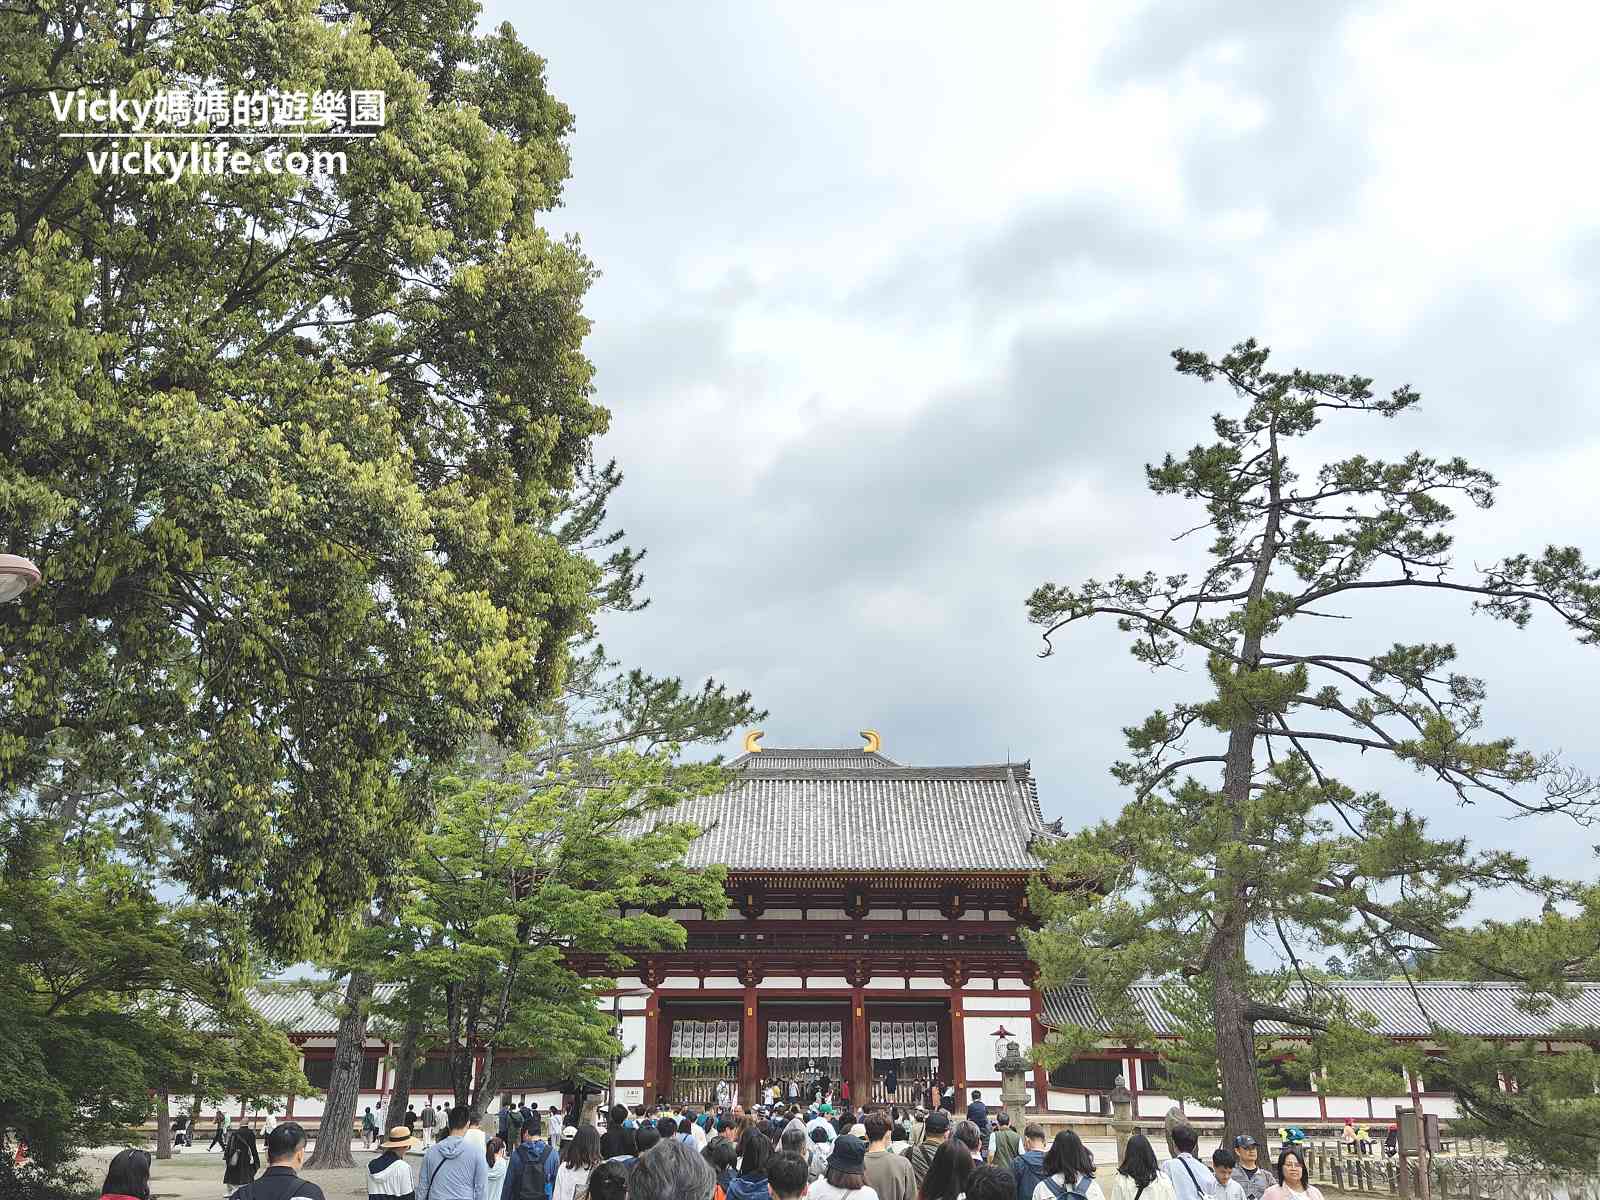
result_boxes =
[483,0,1600,907]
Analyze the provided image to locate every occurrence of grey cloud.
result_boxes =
[500,0,1599,911]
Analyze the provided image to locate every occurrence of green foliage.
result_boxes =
[375,747,734,1105]
[1024,339,1600,1159]
[1,0,616,960]
[0,819,304,1167]
[1430,1032,1600,1169]
[0,1156,94,1200]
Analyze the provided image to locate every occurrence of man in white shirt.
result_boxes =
[1163,1124,1219,1200]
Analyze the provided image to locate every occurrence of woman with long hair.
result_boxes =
[1111,1134,1175,1200]
[1261,1148,1322,1200]
[1032,1130,1103,1200]
[725,1125,773,1200]
[552,1125,601,1200]
[100,1149,152,1200]
[919,1139,974,1200]
[485,1136,509,1200]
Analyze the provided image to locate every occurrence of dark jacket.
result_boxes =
[227,1165,326,1200]
[966,1100,990,1135]
[223,1128,260,1187]
[1013,1149,1048,1200]
[598,1127,635,1159]
[506,1141,548,1200]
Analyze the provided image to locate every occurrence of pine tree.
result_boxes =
[1024,340,1600,1160]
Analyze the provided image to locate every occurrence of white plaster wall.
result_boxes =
[962,996,1031,1012]
[763,976,804,988]
[960,910,987,921]
[766,908,804,919]
[616,977,645,991]
[614,1086,644,1106]
[908,978,946,990]
[1187,1104,1224,1119]
[868,910,905,920]
[1325,1097,1369,1118]
[294,1097,327,1118]
[660,976,701,989]
[908,909,943,920]
[1138,1093,1174,1116]
[300,1037,337,1048]
[1276,1096,1321,1119]
[668,908,701,920]
[1372,1097,1412,1118]
[963,1015,1032,1079]
[996,979,1030,991]
[807,909,848,919]
[617,995,648,1011]
[808,976,849,988]
[617,1015,646,1079]
[1421,1097,1459,1118]
[866,977,906,988]
[701,976,741,989]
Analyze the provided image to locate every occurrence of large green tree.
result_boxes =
[2,0,608,959]
[0,817,306,1168]
[394,748,733,1112]
[1024,341,1600,1162]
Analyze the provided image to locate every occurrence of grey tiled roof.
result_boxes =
[635,749,1051,871]
[1043,980,1600,1039]
[183,984,402,1035]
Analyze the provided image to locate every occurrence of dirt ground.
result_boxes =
[75,1140,416,1200]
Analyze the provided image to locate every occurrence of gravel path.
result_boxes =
[75,1141,421,1200]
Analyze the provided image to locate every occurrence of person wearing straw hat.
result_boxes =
[369,1126,417,1200]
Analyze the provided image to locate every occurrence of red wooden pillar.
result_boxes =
[946,962,967,1097]
[850,986,870,1106]
[739,961,762,1107]
[642,986,661,1106]
[1029,981,1050,1112]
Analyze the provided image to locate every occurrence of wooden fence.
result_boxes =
[1301,1144,1600,1200]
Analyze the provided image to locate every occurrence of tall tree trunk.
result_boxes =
[1208,420,1282,1152]
[304,970,375,1170]
[384,1009,426,1135]
[474,1046,500,1120]
[155,1090,173,1159]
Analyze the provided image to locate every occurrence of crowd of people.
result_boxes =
[96,1090,1331,1200]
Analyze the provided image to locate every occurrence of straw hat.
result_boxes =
[382,1126,414,1149]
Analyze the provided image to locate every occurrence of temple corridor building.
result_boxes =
[225,736,1600,1128]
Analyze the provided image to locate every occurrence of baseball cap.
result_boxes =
[561,1126,577,1141]
[1232,1135,1258,1149]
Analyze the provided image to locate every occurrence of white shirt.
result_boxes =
[367,1153,414,1197]
[809,1182,881,1200]
[1163,1156,1219,1200]
[552,1165,590,1200]
[1217,1179,1245,1200]
[1034,1175,1107,1200]
[1111,1172,1177,1200]
[486,1157,508,1200]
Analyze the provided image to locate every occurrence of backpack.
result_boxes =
[1041,1174,1093,1200]
[514,1145,548,1200]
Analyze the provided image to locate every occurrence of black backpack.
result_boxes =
[514,1145,547,1200]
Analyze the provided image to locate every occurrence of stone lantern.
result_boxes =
[994,1040,1031,1131]
[1109,1073,1135,1160]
